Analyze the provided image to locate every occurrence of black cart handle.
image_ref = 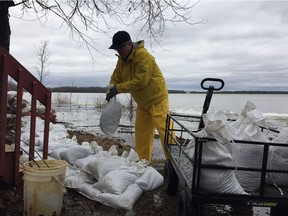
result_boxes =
[201,78,225,91]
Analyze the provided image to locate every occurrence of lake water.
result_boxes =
[50,92,288,135]
[52,92,288,114]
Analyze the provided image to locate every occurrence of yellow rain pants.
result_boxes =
[135,97,169,161]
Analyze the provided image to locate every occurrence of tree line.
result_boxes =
[8,82,288,94]
[47,86,288,94]
[48,86,187,94]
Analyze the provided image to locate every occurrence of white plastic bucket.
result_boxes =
[23,160,67,216]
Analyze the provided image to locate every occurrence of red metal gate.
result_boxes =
[0,46,51,185]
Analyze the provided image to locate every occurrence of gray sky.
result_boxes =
[8,0,288,91]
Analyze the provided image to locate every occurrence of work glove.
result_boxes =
[106,85,118,101]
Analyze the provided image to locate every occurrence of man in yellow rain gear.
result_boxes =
[106,31,170,162]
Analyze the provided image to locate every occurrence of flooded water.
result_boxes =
[51,92,288,114]
[51,92,288,128]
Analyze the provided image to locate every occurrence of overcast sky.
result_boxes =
[8,0,288,91]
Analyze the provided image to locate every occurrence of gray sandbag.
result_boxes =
[100,97,122,136]
[267,128,288,186]
[60,146,93,165]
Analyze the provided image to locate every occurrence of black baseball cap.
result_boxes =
[109,31,131,49]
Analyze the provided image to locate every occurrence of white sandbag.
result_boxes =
[49,122,67,133]
[82,156,127,181]
[100,97,122,136]
[201,141,233,166]
[266,128,288,186]
[49,147,69,160]
[200,168,247,194]
[229,101,268,142]
[77,183,102,201]
[7,91,17,99]
[96,184,143,210]
[266,146,288,186]
[43,141,59,151]
[49,130,69,141]
[229,119,269,142]
[184,138,245,194]
[74,154,99,168]
[128,160,148,174]
[66,135,79,146]
[81,141,90,148]
[186,138,233,166]
[89,141,103,154]
[272,127,288,143]
[127,148,140,162]
[121,150,129,159]
[200,111,230,145]
[243,101,256,116]
[93,149,110,158]
[60,146,93,165]
[184,139,195,160]
[226,140,264,192]
[243,101,267,127]
[93,166,140,195]
[246,109,266,127]
[43,141,70,152]
[226,102,270,192]
[108,145,118,156]
[135,166,164,191]
[200,141,246,194]
[65,166,79,178]
[228,128,269,191]
[230,121,264,142]
[65,170,96,189]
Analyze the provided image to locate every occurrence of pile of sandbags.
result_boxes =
[52,143,163,210]
[19,115,164,210]
[184,101,288,194]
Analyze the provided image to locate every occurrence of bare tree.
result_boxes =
[34,40,50,84]
[11,0,201,50]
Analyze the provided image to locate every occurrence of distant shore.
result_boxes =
[41,86,288,94]
[187,91,288,94]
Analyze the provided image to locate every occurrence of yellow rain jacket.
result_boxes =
[110,41,168,109]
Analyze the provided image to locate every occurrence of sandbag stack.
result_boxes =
[184,101,288,195]
[56,144,163,210]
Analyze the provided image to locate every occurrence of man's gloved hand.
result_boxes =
[106,85,118,101]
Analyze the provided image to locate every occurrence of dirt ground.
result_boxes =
[0,131,180,216]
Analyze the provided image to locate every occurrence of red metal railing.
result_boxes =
[0,46,51,185]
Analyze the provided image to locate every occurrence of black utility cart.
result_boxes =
[164,78,288,216]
